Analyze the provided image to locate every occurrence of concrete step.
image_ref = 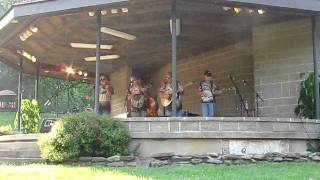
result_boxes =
[0,157,46,164]
[0,150,41,158]
[0,142,39,151]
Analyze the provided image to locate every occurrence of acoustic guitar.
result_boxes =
[160,82,194,107]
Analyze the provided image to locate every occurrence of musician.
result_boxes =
[128,78,147,117]
[199,70,221,117]
[86,74,114,115]
[159,72,184,117]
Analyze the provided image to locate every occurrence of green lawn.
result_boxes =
[0,112,15,126]
[0,163,319,180]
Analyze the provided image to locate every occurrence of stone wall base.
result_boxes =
[66,152,320,168]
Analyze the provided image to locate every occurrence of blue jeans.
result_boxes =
[165,109,183,117]
[202,102,215,117]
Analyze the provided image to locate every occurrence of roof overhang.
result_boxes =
[225,0,320,12]
[0,0,315,82]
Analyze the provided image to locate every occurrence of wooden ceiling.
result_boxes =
[0,0,307,81]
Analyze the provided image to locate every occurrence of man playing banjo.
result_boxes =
[199,70,222,117]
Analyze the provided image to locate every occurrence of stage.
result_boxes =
[122,117,320,156]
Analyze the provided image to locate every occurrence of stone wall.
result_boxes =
[72,152,320,167]
[253,19,314,117]
[123,117,320,156]
[110,65,131,116]
[148,42,254,116]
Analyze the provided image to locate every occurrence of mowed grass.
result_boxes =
[0,111,15,126]
[0,163,320,180]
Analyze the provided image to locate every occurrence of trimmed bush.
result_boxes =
[39,112,130,162]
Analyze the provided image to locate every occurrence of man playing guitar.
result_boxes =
[159,72,184,117]
[199,70,222,117]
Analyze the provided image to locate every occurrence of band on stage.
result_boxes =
[85,70,254,117]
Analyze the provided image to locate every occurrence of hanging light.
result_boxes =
[78,70,83,76]
[88,11,95,17]
[233,7,242,13]
[258,9,265,15]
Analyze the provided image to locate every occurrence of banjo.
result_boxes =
[201,87,235,102]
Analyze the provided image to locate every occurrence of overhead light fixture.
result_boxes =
[65,66,75,74]
[88,11,95,17]
[258,9,265,15]
[11,19,18,24]
[247,9,254,14]
[111,9,118,14]
[101,10,108,15]
[17,50,37,63]
[78,70,83,76]
[84,55,120,62]
[44,70,50,73]
[101,27,136,40]
[222,6,231,11]
[121,8,129,13]
[233,7,242,13]
[30,26,38,33]
[19,26,38,41]
[70,43,113,50]
[84,72,88,77]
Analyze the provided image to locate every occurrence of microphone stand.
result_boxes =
[242,80,264,117]
[229,76,248,116]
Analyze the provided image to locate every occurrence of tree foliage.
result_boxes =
[14,99,40,133]
[295,73,315,119]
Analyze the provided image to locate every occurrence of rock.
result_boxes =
[92,157,108,162]
[126,161,137,167]
[207,158,223,164]
[151,152,174,160]
[192,154,209,159]
[171,155,192,162]
[120,156,136,161]
[92,162,107,166]
[300,152,312,157]
[284,153,300,159]
[253,154,265,160]
[224,160,232,166]
[79,157,93,162]
[265,152,284,157]
[207,152,219,158]
[136,157,152,168]
[294,158,309,162]
[242,155,253,160]
[283,158,294,162]
[223,154,241,160]
[233,159,247,165]
[150,160,162,167]
[190,158,202,164]
[107,161,125,167]
[273,157,284,162]
[107,155,121,162]
[311,156,320,161]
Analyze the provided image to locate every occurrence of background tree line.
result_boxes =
[0,0,94,114]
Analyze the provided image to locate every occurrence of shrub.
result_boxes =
[39,112,130,162]
[14,99,41,133]
[295,73,315,119]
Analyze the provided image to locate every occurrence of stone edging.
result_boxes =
[66,152,320,168]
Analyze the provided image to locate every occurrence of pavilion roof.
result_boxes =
[0,0,315,82]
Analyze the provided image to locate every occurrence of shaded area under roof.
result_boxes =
[0,0,316,82]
